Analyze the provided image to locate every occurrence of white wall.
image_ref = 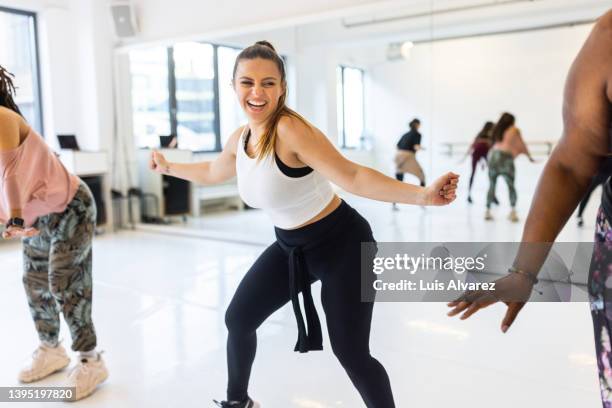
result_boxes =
[367,23,594,173]
[38,5,78,144]
[71,0,115,152]
[294,46,334,135]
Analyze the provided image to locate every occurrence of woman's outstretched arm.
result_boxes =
[278,116,458,206]
[150,126,242,185]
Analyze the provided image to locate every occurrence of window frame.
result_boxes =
[0,5,44,136]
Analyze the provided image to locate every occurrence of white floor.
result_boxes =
[0,158,605,407]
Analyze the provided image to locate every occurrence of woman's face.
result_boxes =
[233,58,285,124]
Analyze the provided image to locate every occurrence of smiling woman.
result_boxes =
[149,40,459,408]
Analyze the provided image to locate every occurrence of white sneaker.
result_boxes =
[484,210,494,221]
[508,210,519,223]
[65,353,109,401]
[214,397,260,407]
[18,344,71,383]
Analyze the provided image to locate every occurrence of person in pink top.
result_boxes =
[485,112,535,222]
[0,66,107,400]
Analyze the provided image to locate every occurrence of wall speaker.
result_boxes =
[111,1,138,38]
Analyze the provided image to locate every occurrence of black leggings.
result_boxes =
[468,153,488,193]
[224,201,395,407]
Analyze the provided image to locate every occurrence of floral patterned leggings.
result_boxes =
[21,181,98,352]
[589,207,612,407]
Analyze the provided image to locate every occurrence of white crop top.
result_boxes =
[235,127,335,229]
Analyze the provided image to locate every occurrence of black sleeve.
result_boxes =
[397,133,409,149]
[600,156,612,175]
[414,132,422,146]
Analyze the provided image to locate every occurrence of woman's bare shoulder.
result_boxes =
[0,107,24,151]
[277,114,317,143]
[223,125,247,155]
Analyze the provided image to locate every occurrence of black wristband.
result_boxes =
[7,217,25,228]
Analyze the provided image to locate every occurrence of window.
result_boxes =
[0,7,43,133]
[337,66,365,149]
[129,43,248,152]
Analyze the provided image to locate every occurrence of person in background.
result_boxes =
[466,121,494,204]
[393,118,425,210]
[485,112,535,222]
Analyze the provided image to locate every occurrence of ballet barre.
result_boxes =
[440,140,555,157]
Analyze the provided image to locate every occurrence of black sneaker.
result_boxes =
[213,397,260,408]
[577,217,584,227]
[467,196,473,204]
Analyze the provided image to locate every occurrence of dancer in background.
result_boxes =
[466,121,494,204]
[485,112,535,222]
[393,118,425,210]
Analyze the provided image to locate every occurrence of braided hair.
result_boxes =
[0,65,23,116]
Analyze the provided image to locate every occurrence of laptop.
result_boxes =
[57,135,80,151]
[159,135,178,148]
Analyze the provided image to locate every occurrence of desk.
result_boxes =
[59,150,112,231]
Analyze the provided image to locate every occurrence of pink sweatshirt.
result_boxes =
[0,128,79,227]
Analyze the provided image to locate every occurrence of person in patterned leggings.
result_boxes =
[0,65,108,401]
[485,112,535,222]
